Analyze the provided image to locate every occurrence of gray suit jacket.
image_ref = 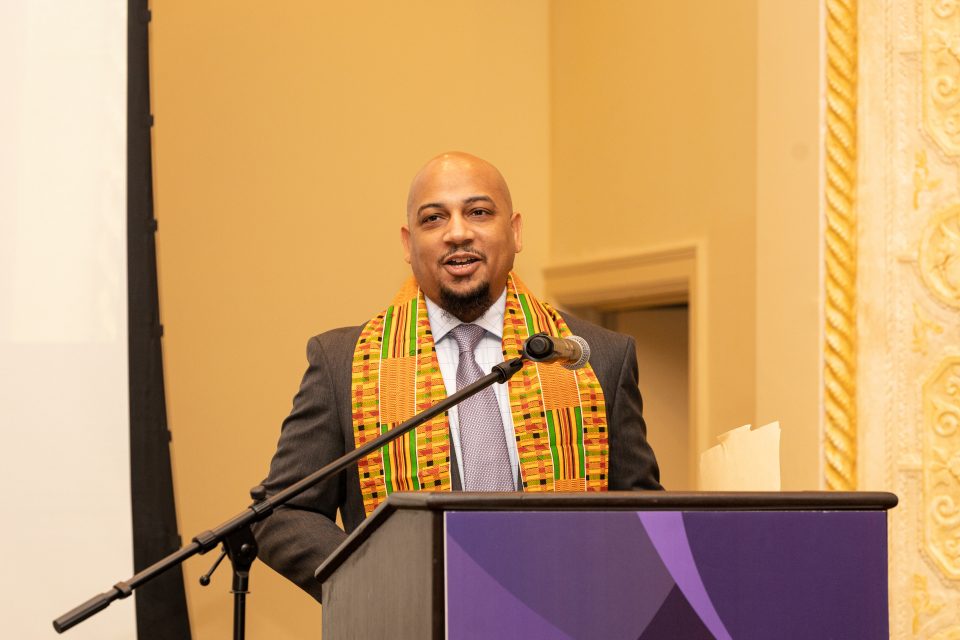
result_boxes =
[253,313,662,601]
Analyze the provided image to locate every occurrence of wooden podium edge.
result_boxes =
[315,490,897,583]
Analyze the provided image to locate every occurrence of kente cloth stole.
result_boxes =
[351,272,609,516]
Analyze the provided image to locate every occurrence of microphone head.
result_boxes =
[564,335,591,370]
[524,333,554,360]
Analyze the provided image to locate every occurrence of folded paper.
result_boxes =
[699,422,781,491]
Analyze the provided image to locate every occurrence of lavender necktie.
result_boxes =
[451,323,515,491]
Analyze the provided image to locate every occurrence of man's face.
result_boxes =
[401,156,522,320]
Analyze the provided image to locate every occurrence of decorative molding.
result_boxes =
[859,1,960,635]
[921,0,960,158]
[914,302,946,354]
[914,149,942,210]
[912,573,945,635]
[824,0,860,490]
[919,204,960,309]
[923,356,960,581]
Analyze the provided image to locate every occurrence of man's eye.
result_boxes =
[421,214,442,224]
[470,208,491,217]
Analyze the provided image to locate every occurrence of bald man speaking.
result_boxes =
[253,153,662,601]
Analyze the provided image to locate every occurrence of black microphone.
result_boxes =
[523,333,591,370]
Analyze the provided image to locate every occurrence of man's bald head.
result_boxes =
[400,151,522,321]
[406,152,513,222]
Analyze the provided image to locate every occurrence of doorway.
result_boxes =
[604,304,690,490]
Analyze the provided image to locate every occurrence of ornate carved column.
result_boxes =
[856,0,960,636]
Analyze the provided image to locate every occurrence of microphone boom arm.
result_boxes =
[54,355,526,635]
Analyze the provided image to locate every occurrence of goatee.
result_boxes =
[439,281,492,322]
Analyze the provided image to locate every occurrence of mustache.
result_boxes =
[439,246,486,264]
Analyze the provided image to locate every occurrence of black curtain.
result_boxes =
[128,1,192,638]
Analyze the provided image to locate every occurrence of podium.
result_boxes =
[315,492,896,639]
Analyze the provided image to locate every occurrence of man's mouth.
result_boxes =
[442,253,484,276]
[445,256,481,266]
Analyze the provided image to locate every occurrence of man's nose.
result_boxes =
[443,212,474,244]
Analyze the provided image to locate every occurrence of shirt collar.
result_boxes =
[425,287,507,342]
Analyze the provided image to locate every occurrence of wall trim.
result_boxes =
[822,0,859,491]
[544,243,698,310]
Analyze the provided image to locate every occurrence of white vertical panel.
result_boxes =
[0,1,135,638]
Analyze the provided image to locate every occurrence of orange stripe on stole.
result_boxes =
[378,357,417,423]
[537,362,581,409]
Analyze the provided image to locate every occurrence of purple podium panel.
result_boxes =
[444,510,888,640]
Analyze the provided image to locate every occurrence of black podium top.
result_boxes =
[315,491,897,582]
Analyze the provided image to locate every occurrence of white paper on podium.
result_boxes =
[699,421,781,490]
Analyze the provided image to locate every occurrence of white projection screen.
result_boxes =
[0,1,137,637]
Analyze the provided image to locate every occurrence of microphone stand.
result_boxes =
[53,354,527,638]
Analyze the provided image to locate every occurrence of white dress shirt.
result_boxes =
[425,289,519,490]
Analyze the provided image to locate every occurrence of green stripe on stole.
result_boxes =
[574,405,586,477]
[380,305,394,493]
[544,410,561,480]
[406,298,420,490]
[517,293,536,335]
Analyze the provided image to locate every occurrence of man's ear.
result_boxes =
[400,225,412,263]
[511,211,523,253]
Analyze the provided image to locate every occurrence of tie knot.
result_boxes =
[451,323,486,353]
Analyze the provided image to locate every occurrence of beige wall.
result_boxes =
[549,0,823,490]
[152,2,549,637]
[754,0,822,490]
[550,0,760,466]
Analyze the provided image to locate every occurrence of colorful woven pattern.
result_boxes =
[351,273,608,516]
[502,274,608,492]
